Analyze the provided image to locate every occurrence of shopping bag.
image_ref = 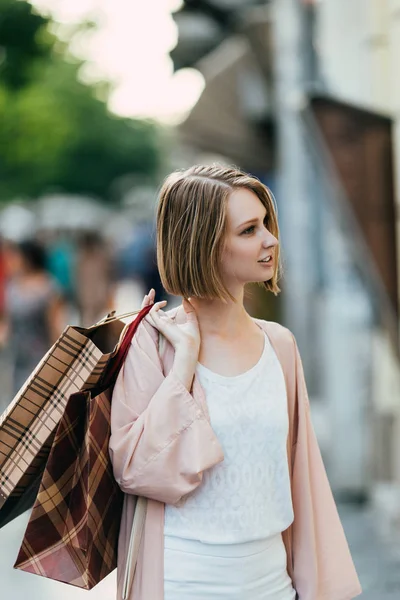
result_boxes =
[13,304,152,589]
[0,307,143,529]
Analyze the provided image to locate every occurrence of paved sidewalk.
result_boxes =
[338,503,400,599]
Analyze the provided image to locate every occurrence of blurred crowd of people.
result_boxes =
[0,224,166,401]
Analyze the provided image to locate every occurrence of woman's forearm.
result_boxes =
[110,338,224,504]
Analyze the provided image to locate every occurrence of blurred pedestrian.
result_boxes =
[116,219,166,302]
[0,236,6,323]
[75,231,114,327]
[1,239,66,397]
[46,230,77,305]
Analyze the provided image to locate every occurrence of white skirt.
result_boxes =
[164,533,297,600]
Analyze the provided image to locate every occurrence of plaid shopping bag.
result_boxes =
[0,307,143,529]
[14,304,152,589]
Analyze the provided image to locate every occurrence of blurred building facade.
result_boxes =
[311,0,400,545]
[170,0,400,543]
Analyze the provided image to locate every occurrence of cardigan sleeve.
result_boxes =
[109,319,224,505]
[290,334,362,600]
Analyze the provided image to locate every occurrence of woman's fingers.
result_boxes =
[144,300,168,328]
[182,297,198,323]
[141,288,156,309]
[150,301,168,320]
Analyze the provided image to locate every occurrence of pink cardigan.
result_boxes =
[109,305,362,600]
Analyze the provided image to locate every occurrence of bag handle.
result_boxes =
[122,496,147,600]
[93,308,142,326]
[102,304,152,388]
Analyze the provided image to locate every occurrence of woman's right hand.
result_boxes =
[143,293,201,355]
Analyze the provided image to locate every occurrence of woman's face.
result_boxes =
[220,187,278,289]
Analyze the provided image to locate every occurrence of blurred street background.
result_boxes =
[0,0,400,598]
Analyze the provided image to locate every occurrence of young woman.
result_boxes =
[109,164,362,600]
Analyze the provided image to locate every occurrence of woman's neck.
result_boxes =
[187,293,253,340]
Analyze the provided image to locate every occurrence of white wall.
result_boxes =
[317,0,375,109]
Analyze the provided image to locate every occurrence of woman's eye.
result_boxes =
[241,217,268,235]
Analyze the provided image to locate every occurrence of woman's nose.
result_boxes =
[262,232,278,248]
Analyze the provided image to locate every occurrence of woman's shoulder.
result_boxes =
[253,318,300,365]
[253,318,294,344]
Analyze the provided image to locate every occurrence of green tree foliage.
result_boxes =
[0,0,52,89]
[0,0,162,202]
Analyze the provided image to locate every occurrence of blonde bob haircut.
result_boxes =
[156,164,281,303]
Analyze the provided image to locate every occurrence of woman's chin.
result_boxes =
[247,273,273,284]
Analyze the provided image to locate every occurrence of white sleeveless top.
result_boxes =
[164,331,294,544]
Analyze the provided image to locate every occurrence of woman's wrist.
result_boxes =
[172,347,198,391]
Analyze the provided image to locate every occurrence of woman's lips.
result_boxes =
[258,259,273,267]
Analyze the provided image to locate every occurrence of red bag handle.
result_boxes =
[104,304,153,387]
